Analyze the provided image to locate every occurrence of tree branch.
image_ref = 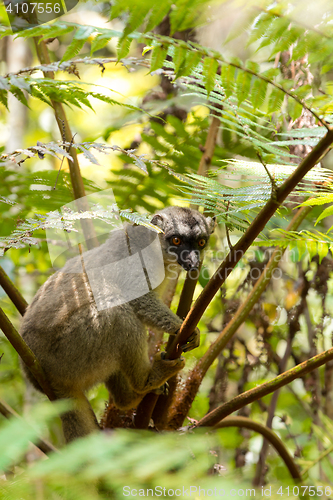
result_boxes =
[0,266,28,315]
[167,127,333,361]
[167,205,309,428]
[211,416,301,481]
[30,29,98,249]
[0,307,56,401]
[196,345,333,427]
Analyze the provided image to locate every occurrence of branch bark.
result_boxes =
[136,128,333,430]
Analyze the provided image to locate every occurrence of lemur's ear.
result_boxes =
[150,214,165,230]
[206,215,217,234]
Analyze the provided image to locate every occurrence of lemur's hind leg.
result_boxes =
[105,372,143,409]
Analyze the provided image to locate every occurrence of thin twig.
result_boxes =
[0,307,56,401]
[0,266,28,315]
[0,397,58,455]
[28,17,98,249]
[211,416,301,481]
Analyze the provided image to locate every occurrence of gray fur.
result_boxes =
[20,206,215,442]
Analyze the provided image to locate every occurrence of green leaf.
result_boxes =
[292,37,309,60]
[307,240,318,261]
[0,76,10,90]
[236,70,252,105]
[292,85,311,99]
[40,23,74,40]
[117,37,132,59]
[251,78,268,110]
[288,96,303,121]
[202,57,218,96]
[0,90,8,109]
[268,87,284,114]
[316,205,333,224]
[150,45,168,73]
[173,46,187,76]
[169,0,191,34]
[61,38,86,63]
[279,127,326,138]
[245,60,260,74]
[261,68,280,80]
[10,87,29,107]
[90,34,112,55]
[302,193,333,207]
[247,13,274,46]
[180,50,202,78]
[90,93,142,113]
[271,26,303,56]
[123,3,151,37]
[30,87,51,106]
[145,1,173,32]
[74,25,96,40]
[142,45,153,55]
[318,242,329,263]
[9,75,30,92]
[257,17,288,51]
[221,64,235,98]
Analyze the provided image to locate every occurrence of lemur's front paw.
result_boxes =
[154,352,185,369]
[181,327,200,352]
[147,353,185,391]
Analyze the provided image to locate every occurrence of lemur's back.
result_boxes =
[20,223,165,391]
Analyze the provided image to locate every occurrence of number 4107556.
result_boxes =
[5,3,61,14]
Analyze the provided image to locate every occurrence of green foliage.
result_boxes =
[256,228,333,263]
[0,403,243,499]
[170,159,332,231]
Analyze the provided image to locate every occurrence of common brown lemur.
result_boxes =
[20,206,215,442]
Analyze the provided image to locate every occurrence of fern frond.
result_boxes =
[166,160,332,231]
[255,229,333,263]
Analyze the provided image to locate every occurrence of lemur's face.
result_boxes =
[151,207,216,271]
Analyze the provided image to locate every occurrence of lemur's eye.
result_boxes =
[198,238,206,248]
[172,237,182,246]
